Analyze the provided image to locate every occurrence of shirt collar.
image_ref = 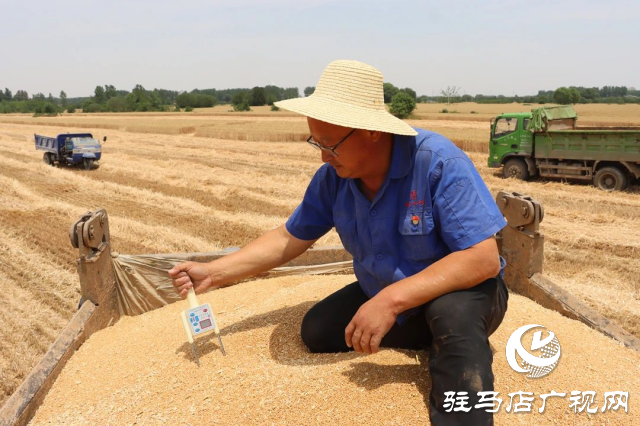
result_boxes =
[388,133,413,179]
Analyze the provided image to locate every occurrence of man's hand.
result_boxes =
[168,262,215,298]
[345,293,397,354]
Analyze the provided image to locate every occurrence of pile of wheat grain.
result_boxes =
[30,274,639,425]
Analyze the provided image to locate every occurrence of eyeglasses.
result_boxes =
[306,128,356,157]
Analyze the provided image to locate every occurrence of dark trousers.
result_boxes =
[300,276,509,426]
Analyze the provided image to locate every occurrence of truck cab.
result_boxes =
[488,113,533,169]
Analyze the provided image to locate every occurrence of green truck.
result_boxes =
[488,106,640,191]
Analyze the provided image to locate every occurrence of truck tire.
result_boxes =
[43,153,53,165]
[83,158,94,170]
[503,158,529,180]
[594,167,627,191]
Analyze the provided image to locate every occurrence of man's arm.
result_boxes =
[383,236,500,315]
[170,225,317,297]
[345,236,500,354]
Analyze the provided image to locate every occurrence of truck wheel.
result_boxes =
[83,158,94,170]
[594,167,627,191]
[43,153,52,165]
[503,158,529,180]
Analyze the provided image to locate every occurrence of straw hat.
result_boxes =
[274,60,418,136]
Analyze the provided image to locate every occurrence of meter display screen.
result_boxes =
[199,319,212,328]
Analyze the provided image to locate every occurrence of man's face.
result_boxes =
[307,117,378,180]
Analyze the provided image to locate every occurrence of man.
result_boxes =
[169,60,509,425]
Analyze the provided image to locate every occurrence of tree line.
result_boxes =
[1,82,638,115]
[417,86,640,105]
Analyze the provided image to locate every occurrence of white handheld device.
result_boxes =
[180,287,226,366]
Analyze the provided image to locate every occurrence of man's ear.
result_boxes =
[368,130,383,142]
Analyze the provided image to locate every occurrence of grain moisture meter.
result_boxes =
[180,287,226,366]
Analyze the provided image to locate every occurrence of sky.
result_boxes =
[1,0,638,98]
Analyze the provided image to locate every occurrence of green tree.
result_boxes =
[4,88,11,101]
[60,90,67,107]
[67,105,76,113]
[440,86,460,105]
[553,87,580,104]
[283,87,299,100]
[266,94,278,105]
[390,91,416,119]
[149,91,163,110]
[176,93,192,108]
[400,87,416,100]
[176,93,216,108]
[249,86,266,106]
[94,86,106,104]
[14,90,28,101]
[34,102,59,116]
[231,92,251,111]
[569,88,581,103]
[33,93,45,100]
[304,86,315,96]
[104,85,117,100]
[47,93,54,102]
[124,93,138,111]
[383,83,399,103]
[106,96,126,112]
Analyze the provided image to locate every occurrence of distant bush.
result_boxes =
[67,105,76,113]
[470,110,477,114]
[185,106,194,112]
[231,92,251,111]
[33,102,59,117]
[266,94,278,106]
[106,96,126,112]
[173,105,181,112]
[271,104,280,111]
[389,91,416,119]
[440,108,449,113]
[84,103,106,113]
[176,93,217,108]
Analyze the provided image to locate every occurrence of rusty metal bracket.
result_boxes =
[69,209,120,325]
[496,192,545,296]
[69,209,110,258]
[496,191,544,233]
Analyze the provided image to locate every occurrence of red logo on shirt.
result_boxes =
[406,189,424,207]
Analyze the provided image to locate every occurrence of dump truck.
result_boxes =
[35,133,105,170]
[488,106,640,191]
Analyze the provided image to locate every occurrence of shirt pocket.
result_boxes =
[334,216,362,261]
[398,207,436,262]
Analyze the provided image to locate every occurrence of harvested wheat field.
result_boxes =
[30,275,639,425]
[0,103,639,414]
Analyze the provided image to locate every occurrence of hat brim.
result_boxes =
[274,96,418,136]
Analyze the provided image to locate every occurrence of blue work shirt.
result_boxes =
[286,128,507,324]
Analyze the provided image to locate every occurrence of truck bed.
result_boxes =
[34,134,60,154]
[534,128,640,162]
